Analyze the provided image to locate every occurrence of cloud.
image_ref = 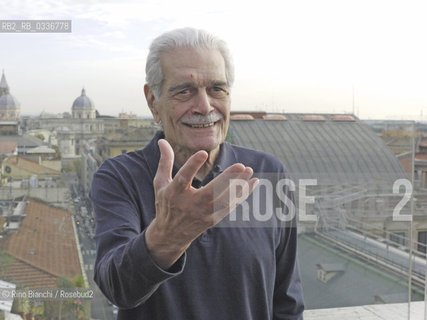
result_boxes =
[2,0,427,118]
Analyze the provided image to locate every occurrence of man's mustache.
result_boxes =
[181,113,224,125]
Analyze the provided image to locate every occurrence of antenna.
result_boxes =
[352,84,355,115]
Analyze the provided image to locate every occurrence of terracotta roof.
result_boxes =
[230,114,254,120]
[4,156,60,175]
[262,115,287,120]
[415,154,427,160]
[399,156,412,176]
[230,111,266,119]
[301,115,326,121]
[331,115,356,121]
[418,138,427,147]
[393,152,427,177]
[0,142,17,153]
[2,258,56,289]
[3,200,81,287]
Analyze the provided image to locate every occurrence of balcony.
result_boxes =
[305,301,424,319]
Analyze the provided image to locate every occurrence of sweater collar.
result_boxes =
[144,130,238,185]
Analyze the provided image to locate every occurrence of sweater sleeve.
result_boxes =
[89,158,186,309]
[272,177,305,319]
[273,226,305,319]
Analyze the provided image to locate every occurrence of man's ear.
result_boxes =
[144,84,161,123]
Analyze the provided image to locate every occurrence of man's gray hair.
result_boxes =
[145,27,234,99]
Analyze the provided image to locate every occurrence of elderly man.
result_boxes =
[90,28,304,319]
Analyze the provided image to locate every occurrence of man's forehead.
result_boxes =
[160,47,226,78]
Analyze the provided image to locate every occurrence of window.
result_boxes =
[390,232,406,246]
[418,231,427,254]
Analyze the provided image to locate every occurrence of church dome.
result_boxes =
[72,88,94,109]
[0,70,21,120]
[0,71,9,92]
[71,88,96,119]
[0,93,20,108]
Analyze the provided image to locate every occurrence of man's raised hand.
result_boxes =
[145,139,258,269]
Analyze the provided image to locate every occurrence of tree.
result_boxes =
[72,275,85,288]
[51,145,61,158]
[35,133,45,141]
[0,250,15,275]
[43,275,90,319]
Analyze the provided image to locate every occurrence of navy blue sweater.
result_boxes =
[89,131,304,319]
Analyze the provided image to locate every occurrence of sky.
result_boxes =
[0,0,426,120]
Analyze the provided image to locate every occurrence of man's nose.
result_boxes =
[192,89,214,114]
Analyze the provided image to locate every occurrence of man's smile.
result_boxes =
[183,121,219,128]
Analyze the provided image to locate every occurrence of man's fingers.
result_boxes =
[215,167,254,202]
[171,150,209,191]
[211,177,259,224]
[154,139,175,189]
[202,163,249,195]
[198,164,256,213]
[214,175,259,212]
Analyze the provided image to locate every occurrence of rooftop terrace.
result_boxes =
[305,301,424,320]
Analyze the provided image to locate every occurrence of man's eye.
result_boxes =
[177,89,191,95]
[171,88,194,101]
[210,87,228,97]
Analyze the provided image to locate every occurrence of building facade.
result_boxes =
[24,88,104,159]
